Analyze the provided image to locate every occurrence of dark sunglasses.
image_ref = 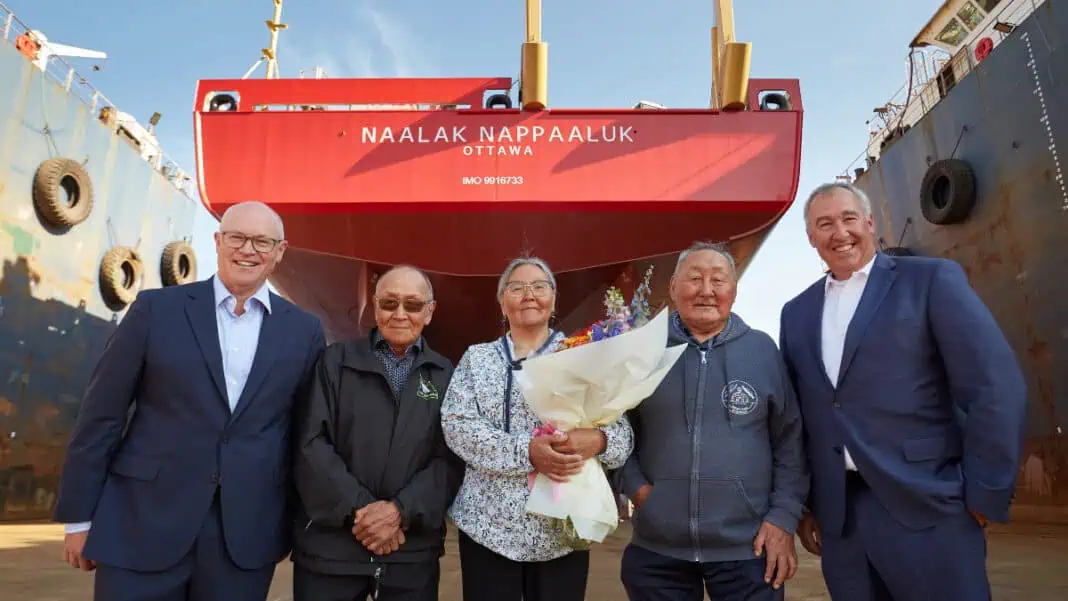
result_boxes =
[375,297,431,313]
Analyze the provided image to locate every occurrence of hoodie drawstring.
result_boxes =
[680,336,734,433]
[672,312,744,433]
[684,344,700,434]
[714,343,733,428]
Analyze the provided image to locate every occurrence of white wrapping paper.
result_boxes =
[514,308,686,543]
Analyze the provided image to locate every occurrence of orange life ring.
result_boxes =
[15,33,40,60]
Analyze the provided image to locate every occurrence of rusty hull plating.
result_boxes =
[849,0,1068,522]
[0,5,200,520]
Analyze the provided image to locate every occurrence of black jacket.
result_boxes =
[291,333,463,574]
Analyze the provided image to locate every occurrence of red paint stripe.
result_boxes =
[213,200,788,215]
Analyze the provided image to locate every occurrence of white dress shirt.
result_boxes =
[821,253,876,472]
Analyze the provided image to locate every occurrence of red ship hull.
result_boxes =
[193,77,803,360]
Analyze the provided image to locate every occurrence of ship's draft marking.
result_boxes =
[1022,31,1068,210]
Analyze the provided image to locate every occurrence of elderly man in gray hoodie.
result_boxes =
[614,241,809,601]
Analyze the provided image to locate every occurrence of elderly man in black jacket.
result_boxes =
[292,265,463,601]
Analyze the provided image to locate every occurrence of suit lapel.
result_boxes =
[803,283,834,390]
[837,254,897,386]
[230,293,287,423]
[186,279,228,407]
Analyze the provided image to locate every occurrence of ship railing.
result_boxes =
[840,0,1045,181]
[0,1,198,199]
[257,103,456,112]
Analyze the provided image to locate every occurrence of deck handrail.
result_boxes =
[0,1,197,200]
[840,0,1044,181]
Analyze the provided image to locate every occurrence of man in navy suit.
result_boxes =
[778,182,1028,600]
[53,201,326,601]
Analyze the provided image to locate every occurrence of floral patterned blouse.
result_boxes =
[441,331,634,562]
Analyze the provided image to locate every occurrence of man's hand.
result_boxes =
[753,521,797,590]
[550,428,607,461]
[63,531,95,571]
[358,526,406,556]
[970,510,989,529]
[529,433,584,482]
[352,501,404,555]
[796,512,821,556]
[632,484,653,509]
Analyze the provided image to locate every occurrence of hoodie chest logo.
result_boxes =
[721,380,759,416]
[416,372,439,401]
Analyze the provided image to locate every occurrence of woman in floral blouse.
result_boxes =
[441,256,634,601]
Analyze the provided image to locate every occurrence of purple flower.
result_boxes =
[591,322,608,342]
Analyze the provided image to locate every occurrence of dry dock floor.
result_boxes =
[1,521,1065,600]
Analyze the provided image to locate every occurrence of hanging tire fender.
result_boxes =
[33,157,94,228]
[99,246,144,308]
[919,158,977,225]
[160,241,198,286]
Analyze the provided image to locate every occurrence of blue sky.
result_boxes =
[12,0,941,341]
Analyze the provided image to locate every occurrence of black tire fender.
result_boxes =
[99,246,144,308]
[33,157,94,227]
[160,241,197,287]
[919,159,976,225]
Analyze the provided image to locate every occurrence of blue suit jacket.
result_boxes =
[53,277,325,571]
[778,253,1027,535]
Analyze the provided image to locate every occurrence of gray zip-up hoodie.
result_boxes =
[614,311,808,563]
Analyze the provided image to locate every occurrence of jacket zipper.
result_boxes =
[691,349,708,562]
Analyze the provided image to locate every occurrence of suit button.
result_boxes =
[221,436,229,444]
[833,402,841,408]
[211,474,220,484]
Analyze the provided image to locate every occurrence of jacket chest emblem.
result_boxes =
[721,379,759,415]
[416,372,439,400]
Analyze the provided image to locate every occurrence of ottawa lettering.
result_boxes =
[463,145,534,157]
[360,125,635,145]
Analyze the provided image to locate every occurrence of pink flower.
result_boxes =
[528,422,564,503]
[532,423,558,438]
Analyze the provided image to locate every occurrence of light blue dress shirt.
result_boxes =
[64,276,271,535]
[213,275,271,411]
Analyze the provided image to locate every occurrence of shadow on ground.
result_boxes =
[2,521,1066,600]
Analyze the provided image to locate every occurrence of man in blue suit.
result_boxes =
[53,201,326,601]
[778,182,1028,601]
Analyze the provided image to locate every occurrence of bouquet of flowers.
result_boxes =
[514,266,686,545]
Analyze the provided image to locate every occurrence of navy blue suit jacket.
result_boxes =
[53,277,325,572]
[778,253,1027,536]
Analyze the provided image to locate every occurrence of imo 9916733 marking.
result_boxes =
[460,176,525,185]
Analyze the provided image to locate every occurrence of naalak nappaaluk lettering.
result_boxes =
[360,125,636,145]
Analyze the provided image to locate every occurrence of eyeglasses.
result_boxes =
[220,231,282,253]
[504,280,554,297]
[375,297,431,313]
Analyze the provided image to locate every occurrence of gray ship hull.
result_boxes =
[854,1,1068,522]
[0,10,200,520]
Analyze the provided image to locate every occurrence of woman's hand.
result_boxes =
[529,433,584,482]
[551,428,607,460]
